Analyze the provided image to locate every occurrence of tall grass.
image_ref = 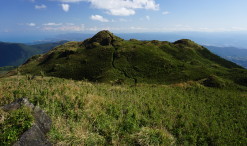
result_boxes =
[0,76,246,145]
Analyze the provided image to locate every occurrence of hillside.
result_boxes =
[1,31,247,145]
[0,42,39,67]
[0,76,246,145]
[16,30,246,86]
[0,41,67,67]
[0,66,16,75]
[206,46,247,68]
[30,40,68,54]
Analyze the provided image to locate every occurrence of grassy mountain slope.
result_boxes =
[1,31,247,145]
[0,76,246,145]
[17,30,246,86]
[0,41,67,67]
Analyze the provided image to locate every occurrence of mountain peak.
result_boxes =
[95,30,113,36]
[174,39,203,49]
[16,31,245,85]
[174,39,195,45]
[87,30,122,46]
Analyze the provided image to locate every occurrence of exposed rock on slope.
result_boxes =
[1,98,52,146]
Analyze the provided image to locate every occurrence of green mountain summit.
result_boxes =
[14,30,246,85]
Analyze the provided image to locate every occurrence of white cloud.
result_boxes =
[146,16,150,21]
[231,27,247,31]
[27,23,36,27]
[91,0,159,16]
[66,23,75,25]
[130,26,147,30]
[61,4,70,12]
[43,24,85,31]
[162,11,170,15]
[90,15,109,22]
[35,4,47,9]
[52,0,159,16]
[85,26,123,32]
[87,26,106,31]
[108,8,135,16]
[52,0,83,2]
[43,23,63,26]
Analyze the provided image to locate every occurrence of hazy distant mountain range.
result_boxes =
[206,46,247,68]
[0,41,67,67]
[1,33,247,69]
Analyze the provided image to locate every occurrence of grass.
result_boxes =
[0,106,34,145]
[16,31,247,86]
[0,75,246,145]
[0,66,16,75]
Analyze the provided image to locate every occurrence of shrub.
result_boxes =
[202,75,225,88]
[0,107,34,145]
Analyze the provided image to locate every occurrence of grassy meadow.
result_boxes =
[0,75,246,145]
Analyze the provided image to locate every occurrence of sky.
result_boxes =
[1,0,247,42]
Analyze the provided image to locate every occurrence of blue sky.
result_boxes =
[1,0,247,38]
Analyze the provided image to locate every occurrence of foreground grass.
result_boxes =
[0,76,246,145]
[0,107,33,145]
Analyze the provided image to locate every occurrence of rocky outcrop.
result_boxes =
[1,98,52,146]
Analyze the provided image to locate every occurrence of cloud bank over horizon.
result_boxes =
[1,0,247,35]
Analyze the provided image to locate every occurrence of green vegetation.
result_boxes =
[31,40,68,54]
[1,31,247,145]
[0,76,246,145]
[15,31,247,86]
[0,41,67,67]
[0,42,39,67]
[0,66,16,75]
[0,106,34,145]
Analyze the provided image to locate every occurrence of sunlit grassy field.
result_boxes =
[0,75,246,145]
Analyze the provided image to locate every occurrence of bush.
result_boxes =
[0,107,34,145]
[202,75,225,88]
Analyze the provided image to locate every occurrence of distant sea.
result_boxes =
[1,32,247,49]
